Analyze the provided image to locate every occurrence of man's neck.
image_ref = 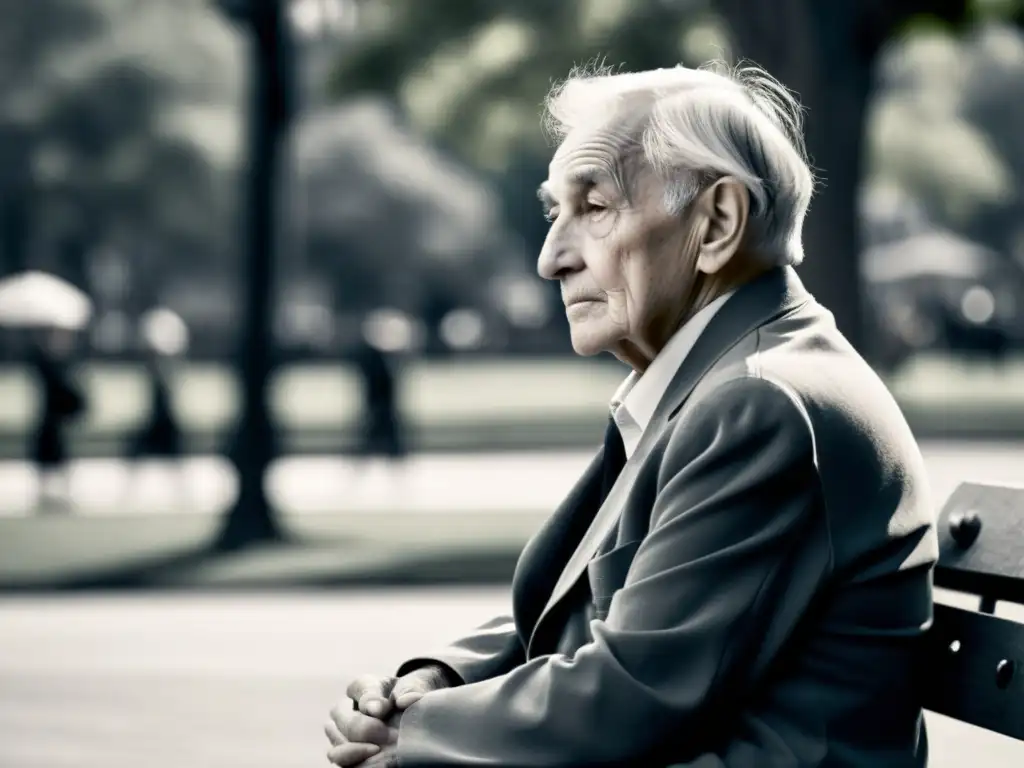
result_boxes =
[615,259,770,373]
[613,285,726,373]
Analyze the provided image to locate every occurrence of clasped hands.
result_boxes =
[325,665,450,767]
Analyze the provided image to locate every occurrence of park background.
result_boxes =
[1,1,1024,766]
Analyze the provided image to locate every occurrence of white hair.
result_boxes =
[543,61,816,266]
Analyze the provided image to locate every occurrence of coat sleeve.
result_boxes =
[396,613,525,686]
[396,376,833,767]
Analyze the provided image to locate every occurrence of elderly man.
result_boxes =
[325,62,938,768]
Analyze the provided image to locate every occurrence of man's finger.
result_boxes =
[328,705,395,746]
[346,675,396,718]
[324,720,345,747]
[393,689,425,709]
[392,666,445,709]
[326,742,380,767]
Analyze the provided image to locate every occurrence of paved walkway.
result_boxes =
[0,590,1020,768]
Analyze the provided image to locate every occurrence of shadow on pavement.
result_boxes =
[7,544,220,591]
[0,529,520,593]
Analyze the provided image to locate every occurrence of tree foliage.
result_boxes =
[295,97,529,320]
[330,0,713,173]
[327,0,721,290]
[0,0,243,297]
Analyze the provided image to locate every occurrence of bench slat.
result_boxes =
[921,604,1024,739]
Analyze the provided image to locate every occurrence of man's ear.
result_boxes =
[694,177,749,275]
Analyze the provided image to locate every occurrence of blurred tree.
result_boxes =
[714,0,977,354]
[867,25,1015,239]
[0,0,105,276]
[725,0,1024,353]
[0,0,242,328]
[327,0,712,293]
[211,0,293,551]
[956,21,1024,262]
[295,98,528,323]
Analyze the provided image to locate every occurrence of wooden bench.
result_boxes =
[922,481,1024,741]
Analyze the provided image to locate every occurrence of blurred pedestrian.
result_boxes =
[132,356,183,459]
[352,331,407,465]
[28,329,84,511]
[124,308,190,512]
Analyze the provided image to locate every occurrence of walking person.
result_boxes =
[29,329,84,511]
[125,308,190,512]
[352,330,407,468]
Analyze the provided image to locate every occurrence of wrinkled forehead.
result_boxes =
[551,100,650,166]
[545,122,651,201]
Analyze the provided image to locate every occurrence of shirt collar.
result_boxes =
[610,290,734,455]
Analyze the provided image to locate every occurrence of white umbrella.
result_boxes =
[0,271,93,330]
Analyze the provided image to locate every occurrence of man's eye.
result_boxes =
[544,207,560,222]
[584,201,608,216]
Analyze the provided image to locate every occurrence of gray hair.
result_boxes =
[542,61,815,266]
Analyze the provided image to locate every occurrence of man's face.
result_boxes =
[536,124,702,367]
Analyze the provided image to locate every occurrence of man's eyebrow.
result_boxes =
[566,167,611,188]
[537,168,619,206]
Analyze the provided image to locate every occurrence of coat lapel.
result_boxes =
[526,267,813,655]
[512,449,606,643]
[527,402,667,655]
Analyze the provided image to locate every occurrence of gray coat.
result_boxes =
[395,266,939,767]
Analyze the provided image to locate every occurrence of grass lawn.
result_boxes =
[2,353,1024,457]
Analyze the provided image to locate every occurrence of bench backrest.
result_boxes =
[923,482,1024,739]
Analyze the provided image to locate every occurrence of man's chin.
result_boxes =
[568,328,616,358]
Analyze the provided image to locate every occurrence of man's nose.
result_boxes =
[537,231,582,281]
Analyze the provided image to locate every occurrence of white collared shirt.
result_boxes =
[609,292,734,458]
